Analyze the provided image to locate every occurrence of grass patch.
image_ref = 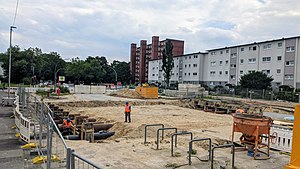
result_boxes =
[187,149,197,155]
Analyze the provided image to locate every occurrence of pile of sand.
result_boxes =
[109,89,143,99]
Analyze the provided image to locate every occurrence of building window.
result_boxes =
[286,46,295,52]
[285,74,294,80]
[194,55,198,58]
[153,67,155,70]
[241,48,244,52]
[193,64,197,67]
[185,73,186,76]
[219,61,223,65]
[152,74,155,76]
[185,65,187,67]
[225,71,228,75]
[189,56,191,59]
[189,64,191,67]
[219,71,222,75]
[248,70,255,73]
[263,44,272,49]
[262,57,271,62]
[240,70,243,74]
[231,53,237,58]
[226,50,229,53]
[188,73,191,76]
[177,58,179,60]
[230,75,236,79]
[249,47,252,50]
[211,52,216,55]
[248,58,256,63]
[220,51,223,54]
[277,69,281,74]
[225,60,229,65]
[278,42,282,48]
[253,46,257,50]
[230,64,236,68]
[286,60,294,66]
[185,57,187,59]
[210,71,216,76]
[211,61,216,67]
[193,72,197,75]
[240,59,244,64]
[277,56,282,61]
[262,70,270,75]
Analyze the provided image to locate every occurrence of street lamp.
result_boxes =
[8,25,17,98]
[104,65,117,82]
[54,68,62,93]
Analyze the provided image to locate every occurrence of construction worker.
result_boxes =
[62,118,73,135]
[236,108,245,114]
[124,101,131,123]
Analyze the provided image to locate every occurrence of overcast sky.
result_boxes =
[1,0,300,62]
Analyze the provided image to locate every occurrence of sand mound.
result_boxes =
[109,89,143,99]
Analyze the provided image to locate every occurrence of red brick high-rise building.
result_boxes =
[130,36,184,84]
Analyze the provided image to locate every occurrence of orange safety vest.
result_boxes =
[125,104,131,113]
[63,120,71,128]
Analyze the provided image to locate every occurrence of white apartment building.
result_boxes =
[148,36,300,89]
[148,52,207,84]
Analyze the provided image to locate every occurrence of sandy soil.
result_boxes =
[62,104,290,169]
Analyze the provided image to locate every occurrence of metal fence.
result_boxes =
[15,87,102,169]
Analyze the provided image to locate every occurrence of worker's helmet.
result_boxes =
[125,101,128,104]
[67,118,71,122]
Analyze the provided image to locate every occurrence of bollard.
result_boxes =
[189,138,211,165]
[171,132,193,156]
[156,128,177,150]
[285,105,300,169]
[144,124,164,144]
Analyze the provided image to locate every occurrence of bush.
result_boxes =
[22,77,31,85]
[59,86,70,93]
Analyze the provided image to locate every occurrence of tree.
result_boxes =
[239,71,273,90]
[162,40,174,88]
[111,60,130,85]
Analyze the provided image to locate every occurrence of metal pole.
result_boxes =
[66,148,72,169]
[46,113,52,169]
[8,26,16,98]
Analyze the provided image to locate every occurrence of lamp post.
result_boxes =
[105,65,117,82]
[8,26,17,98]
[54,67,62,93]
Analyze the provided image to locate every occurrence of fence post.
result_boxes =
[71,150,75,169]
[66,148,72,169]
[39,102,43,153]
[46,112,53,169]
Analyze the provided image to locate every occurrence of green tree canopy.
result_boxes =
[239,71,273,90]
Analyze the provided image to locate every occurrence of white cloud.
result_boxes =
[0,0,300,61]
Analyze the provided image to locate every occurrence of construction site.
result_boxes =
[30,84,298,169]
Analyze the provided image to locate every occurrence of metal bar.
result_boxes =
[46,113,51,169]
[71,150,75,169]
[144,124,164,144]
[72,152,102,169]
[156,127,177,150]
[66,148,72,169]
[171,132,193,156]
[188,138,211,165]
[211,144,235,169]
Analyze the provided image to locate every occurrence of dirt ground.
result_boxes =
[61,103,290,169]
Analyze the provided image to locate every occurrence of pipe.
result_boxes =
[285,105,300,169]
[64,132,115,140]
[93,124,113,132]
[144,124,164,144]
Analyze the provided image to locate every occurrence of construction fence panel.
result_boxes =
[74,85,106,94]
[14,90,31,144]
[23,90,103,169]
